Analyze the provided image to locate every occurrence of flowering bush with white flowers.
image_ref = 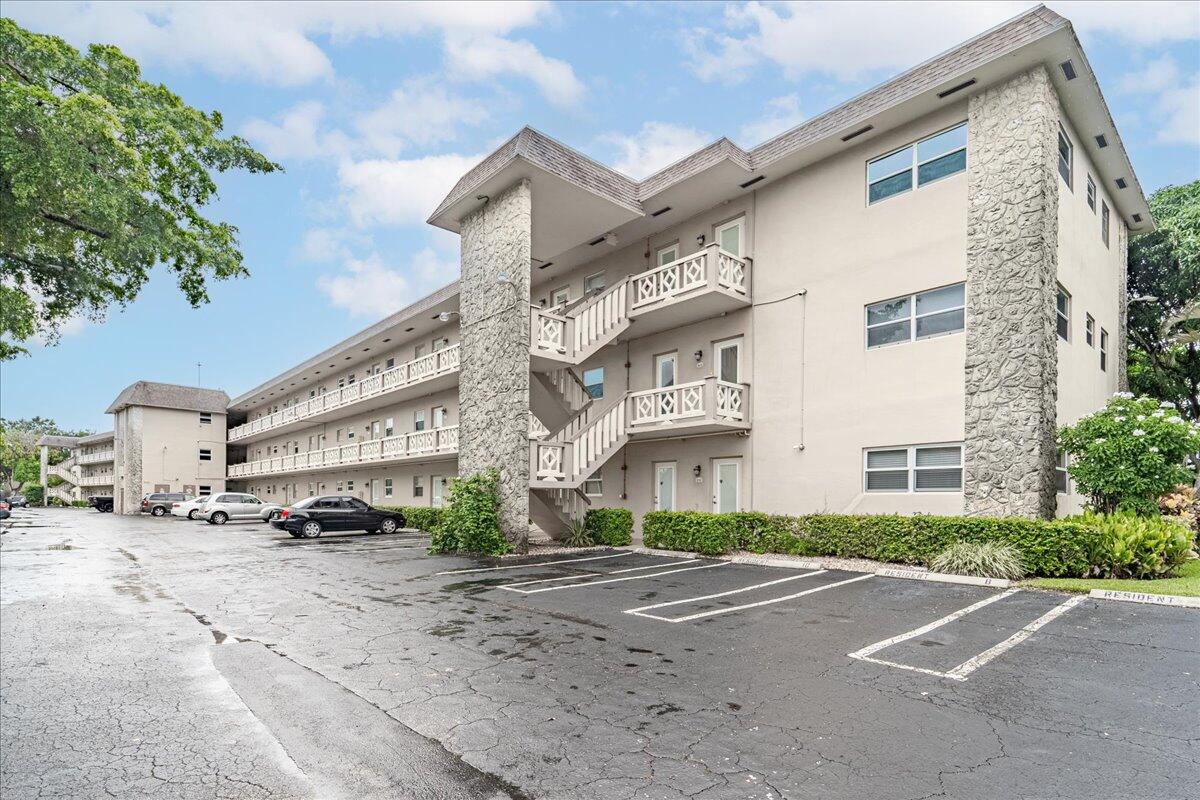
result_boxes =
[1059,394,1200,514]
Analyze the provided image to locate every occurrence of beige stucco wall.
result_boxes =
[1054,113,1125,515]
[244,460,456,508]
[136,407,228,496]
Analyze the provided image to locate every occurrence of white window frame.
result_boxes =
[432,337,449,352]
[867,122,967,205]
[715,217,745,257]
[199,448,212,461]
[385,417,394,437]
[1085,314,1095,347]
[550,286,570,308]
[583,271,606,295]
[432,405,447,428]
[1057,123,1073,189]
[583,469,603,497]
[714,337,742,383]
[1100,328,1109,372]
[414,410,426,431]
[1101,201,1110,248]
[413,475,424,498]
[384,478,394,498]
[1055,451,1069,494]
[199,412,212,424]
[654,351,678,388]
[582,366,604,399]
[655,243,679,267]
[865,283,965,349]
[1056,286,1070,341]
[863,443,964,493]
[1086,174,1096,212]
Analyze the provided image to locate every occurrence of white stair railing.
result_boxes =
[531,279,631,361]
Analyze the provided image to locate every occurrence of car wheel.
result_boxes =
[187,509,198,520]
[300,520,322,539]
[211,511,228,525]
[151,506,166,517]
[379,517,398,534]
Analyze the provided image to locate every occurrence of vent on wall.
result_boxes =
[1115,178,1128,189]
[1060,60,1077,80]
[1095,134,1108,148]
[739,175,766,189]
[840,125,873,142]
[936,78,976,99]
[538,261,553,270]
[588,235,606,246]
[650,206,672,217]
[1132,214,1143,223]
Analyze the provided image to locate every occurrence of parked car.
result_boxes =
[0,508,9,521]
[141,492,192,516]
[197,492,283,525]
[271,495,406,539]
[89,495,114,513]
[171,496,211,520]
[0,500,10,512]
[9,495,28,508]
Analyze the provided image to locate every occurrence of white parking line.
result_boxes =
[629,573,874,622]
[504,559,697,588]
[435,552,632,575]
[848,589,1082,682]
[501,561,727,594]
[624,570,827,615]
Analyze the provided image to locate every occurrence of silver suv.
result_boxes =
[197,492,283,525]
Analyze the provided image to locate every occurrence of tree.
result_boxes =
[0,19,280,359]
[1127,180,1200,419]
[0,416,91,492]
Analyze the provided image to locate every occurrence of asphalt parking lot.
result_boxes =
[2,508,1198,800]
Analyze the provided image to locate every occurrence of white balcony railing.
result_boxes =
[628,379,747,427]
[77,450,114,465]
[228,344,460,442]
[79,474,115,487]
[531,244,750,362]
[227,425,459,479]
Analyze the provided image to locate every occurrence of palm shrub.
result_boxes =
[1078,511,1192,578]
[561,518,593,548]
[1058,394,1200,514]
[931,541,1026,580]
[429,469,510,556]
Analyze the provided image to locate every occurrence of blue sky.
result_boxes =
[3,0,1198,432]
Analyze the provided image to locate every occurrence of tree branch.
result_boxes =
[40,212,110,239]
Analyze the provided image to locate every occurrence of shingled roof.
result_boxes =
[105,382,229,415]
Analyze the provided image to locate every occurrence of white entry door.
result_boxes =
[654,352,677,388]
[654,462,676,511]
[370,479,381,504]
[712,459,741,513]
[432,476,448,508]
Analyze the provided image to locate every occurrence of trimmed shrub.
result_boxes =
[70,500,88,508]
[584,507,633,546]
[377,505,445,533]
[1079,511,1192,579]
[23,484,43,505]
[643,511,1103,577]
[931,541,1027,580]
[430,469,510,556]
[1159,484,1200,542]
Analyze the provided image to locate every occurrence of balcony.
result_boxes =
[79,474,114,487]
[77,450,114,465]
[228,425,459,479]
[228,345,460,444]
[530,244,751,368]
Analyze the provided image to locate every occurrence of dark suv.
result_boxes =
[89,495,114,513]
[141,492,191,516]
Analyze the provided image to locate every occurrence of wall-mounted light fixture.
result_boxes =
[692,464,702,479]
[694,350,704,364]
[438,311,460,322]
[696,234,706,247]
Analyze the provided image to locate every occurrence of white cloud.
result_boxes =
[443,34,585,107]
[1119,57,1200,146]
[1119,56,1182,94]
[240,101,351,162]
[295,227,370,263]
[683,1,1199,83]
[738,94,805,146]
[355,82,490,157]
[316,248,458,318]
[599,123,713,180]
[337,153,484,227]
[5,0,568,92]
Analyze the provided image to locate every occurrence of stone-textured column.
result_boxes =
[963,67,1060,519]
[39,445,48,506]
[115,408,144,514]
[458,179,532,550]
[1117,220,1129,392]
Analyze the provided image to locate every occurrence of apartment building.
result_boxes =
[213,7,1149,545]
[36,431,114,504]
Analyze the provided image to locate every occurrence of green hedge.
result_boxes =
[584,508,633,546]
[642,511,1103,577]
[376,505,445,533]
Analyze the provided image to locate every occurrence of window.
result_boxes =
[198,485,211,496]
[551,286,570,307]
[1056,287,1070,341]
[432,337,449,352]
[309,390,316,399]
[1057,124,1072,188]
[582,367,604,399]
[384,478,393,498]
[866,283,965,348]
[864,444,963,492]
[414,344,426,359]
[385,417,394,437]
[1100,328,1109,372]
[338,377,345,389]
[584,271,606,295]
[1055,451,1069,494]
[347,373,356,385]
[199,412,212,424]
[371,420,381,439]
[867,122,967,204]
[1086,175,1096,211]
[432,405,446,427]
[336,428,343,442]
[716,217,744,257]
[199,448,212,461]
[336,481,343,492]
[385,357,395,370]
[413,475,424,498]
[414,410,425,431]
[347,480,354,492]
[346,428,355,440]
[715,338,742,383]
[583,470,603,497]
[655,244,679,266]
[1085,314,1095,347]
[1101,201,1110,247]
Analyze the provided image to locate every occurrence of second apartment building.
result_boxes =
[221,6,1149,543]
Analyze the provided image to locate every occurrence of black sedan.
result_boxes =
[270,495,406,539]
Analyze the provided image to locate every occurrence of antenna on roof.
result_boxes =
[196,362,202,387]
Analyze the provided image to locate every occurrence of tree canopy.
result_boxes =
[1127,180,1200,419]
[0,416,93,493]
[0,18,280,359]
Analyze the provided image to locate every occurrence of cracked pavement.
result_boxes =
[2,508,1197,799]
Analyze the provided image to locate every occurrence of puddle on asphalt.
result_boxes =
[46,544,74,550]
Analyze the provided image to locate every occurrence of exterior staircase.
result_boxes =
[530,278,631,367]
[47,457,83,503]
